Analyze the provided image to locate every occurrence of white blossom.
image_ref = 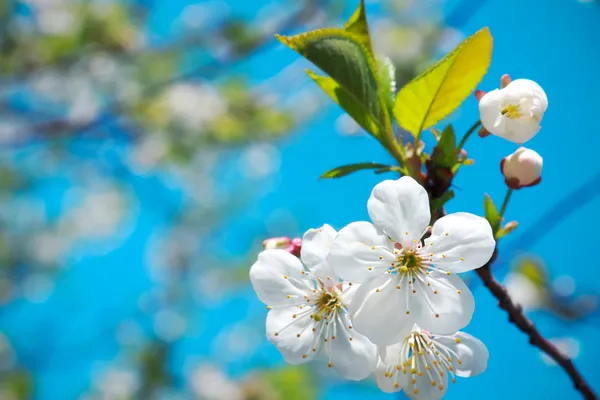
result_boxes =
[479,79,548,144]
[249,225,377,380]
[501,147,543,189]
[327,177,495,344]
[374,324,488,399]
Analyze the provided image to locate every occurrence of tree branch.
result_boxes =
[475,249,597,400]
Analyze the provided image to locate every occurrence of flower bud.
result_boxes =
[500,147,543,189]
[479,78,548,144]
[262,236,302,256]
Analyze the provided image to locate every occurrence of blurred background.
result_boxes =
[0,0,599,399]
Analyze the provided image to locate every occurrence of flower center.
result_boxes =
[382,330,463,394]
[501,103,523,119]
[313,289,341,321]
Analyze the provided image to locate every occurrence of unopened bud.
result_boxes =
[500,73,512,88]
[500,147,543,189]
[262,236,302,256]
[503,221,518,233]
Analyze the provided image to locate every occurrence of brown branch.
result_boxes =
[475,249,597,400]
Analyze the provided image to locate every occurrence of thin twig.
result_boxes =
[475,250,598,400]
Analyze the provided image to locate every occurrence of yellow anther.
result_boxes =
[405,231,409,235]
[394,382,400,388]
[348,282,353,286]
[379,256,383,260]
[411,368,417,374]
[460,257,465,261]
[348,325,353,329]
[426,365,431,371]
[328,362,333,368]
[406,311,410,315]
[428,226,432,230]
[445,232,449,236]
[376,289,380,293]
[442,254,446,259]
[455,337,461,344]
[457,290,462,295]
[439,385,444,391]
[312,347,317,352]
[287,295,291,299]
[396,365,401,371]
[427,282,431,286]
[435,313,440,318]
[502,103,523,119]
[349,337,353,341]
[413,239,417,244]
[446,271,451,276]
[433,290,438,294]
[371,246,376,250]
[411,378,416,384]
[267,305,272,310]
[324,338,328,342]
[292,314,297,318]
[296,333,301,338]
[412,289,416,294]
[452,378,457,384]
[384,372,389,378]
[332,335,336,340]
[413,389,419,395]
[431,380,437,386]
[368,267,373,271]
[449,366,454,371]
[458,359,463,365]
[302,354,308,359]
[447,357,452,362]
[283,275,288,279]
[400,266,408,273]
[327,276,331,280]
[396,285,401,289]
[274,332,279,336]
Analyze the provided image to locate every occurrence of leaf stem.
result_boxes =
[498,187,513,222]
[457,120,481,151]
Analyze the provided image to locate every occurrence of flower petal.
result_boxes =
[328,221,395,283]
[265,306,318,364]
[250,250,312,307]
[350,273,414,345]
[403,365,448,400]
[374,359,403,393]
[411,271,474,335]
[301,224,337,270]
[479,89,503,135]
[434,331,489,378]
[324,313,377,381]
[367,177,430,245]
[425,212,495,273]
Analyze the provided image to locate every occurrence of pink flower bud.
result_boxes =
[500,147,543,189]
[262,236,302,256]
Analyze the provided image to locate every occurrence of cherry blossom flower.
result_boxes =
[249,225,376,380]
[501,147,543,189]
[479,79,548,144]
[327,177,495,344]
[374,324,489,399]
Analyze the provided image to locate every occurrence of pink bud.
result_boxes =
[262,236,302,257]
[500,74,512,88]
[500,147,543,189]
[474,90,486,102]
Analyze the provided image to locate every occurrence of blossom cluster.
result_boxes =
[250,176,494,398]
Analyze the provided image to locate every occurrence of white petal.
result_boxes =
[328,221,396,283]
[350,273,414,345]
[434,331,489,378]
[403,365,448,400]
[425,212,495,273]
[301,224,337,270]
[325,313,377,381]
[501,118,540,144]
[266,306,318,364]
[411,271,474,335]
[250,250,313,307]
[374,359,403,393]
[367,177,430,245]
[479,89,503,134]
[507,79,548,111]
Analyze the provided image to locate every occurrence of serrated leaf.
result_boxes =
[431,124,458,168]
[431,190,455,212]
[377,56,396,112]
[393,28,493,137]
[307,70,381,137]
[321,162,393,179]
[344,0,373,56]
[484,194,501,232]
[277,29,384,137]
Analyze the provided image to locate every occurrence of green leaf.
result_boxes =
[431,124,458,168]
[496,220,518,239]
[277,29,383,137]
[430,190,455,212]
[321,162,394,179]
[515,257,549,289]
[344,0,374,56]
[484,194,501,232]
[306,70,382,137]
[377,56,396,112]
[393,28,493,137]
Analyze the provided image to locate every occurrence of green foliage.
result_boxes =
[259,365,316,400]
[321,162,398,179]
[483,194,501,232]
[276,0,391,142]
[514,257,549,290]
[431,124,458,168]
[377,56,397,112]
[393,28,493,138]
